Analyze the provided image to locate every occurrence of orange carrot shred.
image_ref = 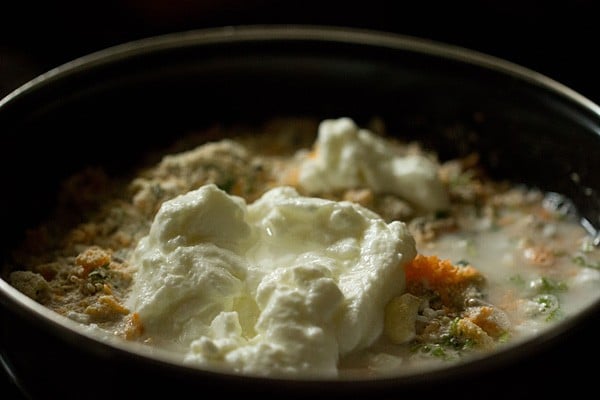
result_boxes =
[405,254,482,306]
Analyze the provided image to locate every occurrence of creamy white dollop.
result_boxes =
[127,184,416,377]
[297,117,449,212]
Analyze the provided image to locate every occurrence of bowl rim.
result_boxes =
[1,24,600,385]
[2,24,600,118]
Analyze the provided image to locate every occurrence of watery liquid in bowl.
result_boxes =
[4,116,600,378]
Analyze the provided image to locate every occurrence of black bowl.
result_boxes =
[1,25,599,399]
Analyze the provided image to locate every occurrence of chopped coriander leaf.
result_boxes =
[572,254,600,270]
[532,294,562,322]
[537,277,568,294]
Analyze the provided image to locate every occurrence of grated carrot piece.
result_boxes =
[98,295,129,315]
[123,312,144,340]
[75,246,111,277]
[466,305,509,339]
[405,254,482,306]
[406,254,481,286]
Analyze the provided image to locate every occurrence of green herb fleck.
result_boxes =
[413,343,451,360]
[572,254,600,270]
[498,331,511,343]
[533,294,562,322]
[537,277,568,294]
[88,264,109,283]
[509,274,525,286]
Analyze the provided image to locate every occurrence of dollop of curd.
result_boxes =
[298,117,449,212]
[127,184,416,377]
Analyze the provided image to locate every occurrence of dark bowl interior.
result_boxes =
[1,26,599,398]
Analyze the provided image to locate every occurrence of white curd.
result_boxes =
[127,184,416,377]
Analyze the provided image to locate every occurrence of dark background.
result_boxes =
[1,1,599,397]
[2,1,600,103]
